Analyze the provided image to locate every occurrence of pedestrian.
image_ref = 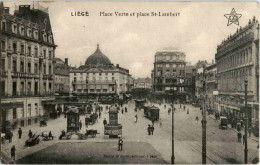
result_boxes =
[118,137,123,151]
[18,128,22,139]
[135,107,137,112]
[147,125,151,135]
[151,125,154,135]
[164,104,166,109]
[79,120,82,130]
[49,131,53,140]
[11,145,15,161]
[121,109,124,114]
[125,107,127,113]
[168,108,171,115]
[9,131,13,143]
[99,111,101,119]
[135,114,138,123]
[184,105,186,110]
[103,118,107,126]
[152,118,155,126]
[159,118,162,127]
[248,127,252,137]
[187,109,189,114]
[243,134,246,145]
[195,116,199,124]
[237,132,242,142]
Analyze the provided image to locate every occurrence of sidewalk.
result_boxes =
[208,114,259,142]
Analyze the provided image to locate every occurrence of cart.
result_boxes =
[25,134,40,146]
[219,116,228,129]
[85,129,99,138]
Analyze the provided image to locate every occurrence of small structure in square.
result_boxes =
[67,107,80,132]
[104,105,122,138]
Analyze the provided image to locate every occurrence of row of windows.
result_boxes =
[1,40,53,58]
[218,47,253,72]
[219,67,252,79]
[73,72,114,76]
[1,59,52,74]
[73,77,115,82]
[157,64,185,68]
[1,21,53,44]
[11,103,38,120]
[155,54,185,61]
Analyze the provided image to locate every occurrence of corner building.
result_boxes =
[215,17,259,126]
[69,44,132,102]
[1,4,56,132]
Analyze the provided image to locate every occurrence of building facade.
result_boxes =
[134,77,152,89]
[69,44,132,101]
[152,51,193,103]
[54,58,70,94]
[1,4,56,132]
[215,17,259,126]
[205,63,217,112]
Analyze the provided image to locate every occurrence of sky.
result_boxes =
[4,1,259,78]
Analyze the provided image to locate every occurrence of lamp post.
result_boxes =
[171,78,175,164]
[244,78,248,164]
[202,68,207,164]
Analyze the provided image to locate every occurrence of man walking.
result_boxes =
[18,128,22,139]
[147,125,151,135]
[79,120,82,130]
[11,145,15,161]
[135,114,138,123]
[118,137,123,151]
[49,131,54,140]
[28,130,33,138]
[151,125,154,135]
[237,132,242,142]
[248,126,252,137]
[103,118,107,126]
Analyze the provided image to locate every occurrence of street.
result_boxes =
[1,100,259,164]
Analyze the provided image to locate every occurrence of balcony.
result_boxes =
[12,72,40,78]
[88,80,116,84]
[0,71,7,77]
[72,80,86,85]
[43,74,53,80]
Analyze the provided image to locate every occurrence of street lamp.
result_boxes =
[171,78,175,164]
[202,68,207,164]
[244,78,248,164]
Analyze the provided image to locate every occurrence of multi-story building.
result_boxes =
[0,4,56,132]
[69,44,132,101]
[215,17,259,126]
[194,60,210,98]
[54,58,70,95]
[134,77,152,89]
[205,63,217,112]
[152,51,193,103]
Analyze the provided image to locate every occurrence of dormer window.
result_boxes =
[34,30,38,40]
[43,33,47,42]
[48,35,53,44]
[20,26,24,36]
[27,29,32,37]
[12,24,17,34]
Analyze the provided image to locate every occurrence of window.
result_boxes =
[43,50,46,58]
[166,64,170,68]
[28,46,31,55]
[34,31,38,40]
[1,21,6,31]
[27,29,32,37]
[49,65,51,74]
[34,63,38,74]
[112,77,115,81]
[20,26,24,36]
[28,82,31,94]
[99,73,102,76]
[35,47,38,57]
[20,82,24,94]
[1,41,5,51]
[43,65,46,74]
[13,43,17,53]
[20,44,24,54]
[49,35,53,43]
[12,60,17,72]
[12,24,17,34]
[1,59,5,71]
[103,89,107,92]
[28,104,31,116]
[21,108,24,118]
[20,61,24,72]
[43,34,47,42]
[48,51,51,59]
[28,62,31,73]
[172,64,176,68]
[13,108,17,119]
[35,103,38,116]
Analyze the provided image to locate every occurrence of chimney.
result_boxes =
[4,7,9,14]
[65,58,68,65]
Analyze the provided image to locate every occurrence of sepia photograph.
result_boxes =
[0,1,259,164]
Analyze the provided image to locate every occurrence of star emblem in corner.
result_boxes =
[224,8,242,26]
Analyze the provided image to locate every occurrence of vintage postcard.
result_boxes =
[0,1,259,164]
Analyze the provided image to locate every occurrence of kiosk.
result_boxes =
[104,105,122,138]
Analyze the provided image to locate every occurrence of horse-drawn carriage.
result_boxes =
[77,129,99,139]
[85,113,98,125]
[25,134,40,146]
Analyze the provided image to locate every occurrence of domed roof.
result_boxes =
[85,44,111,66]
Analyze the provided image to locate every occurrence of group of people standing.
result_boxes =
[147,124,155,135]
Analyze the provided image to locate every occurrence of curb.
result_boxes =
[208,115,259,143]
